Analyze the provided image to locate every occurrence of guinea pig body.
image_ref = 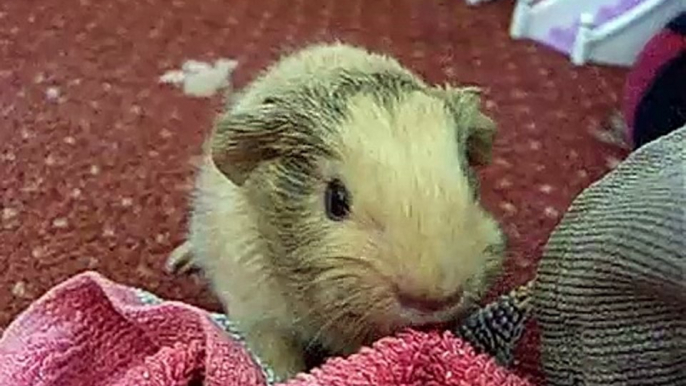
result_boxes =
[178,42,505,379]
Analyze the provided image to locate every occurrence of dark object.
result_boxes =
[456,281,532,367]
[324,178,351,221]
[623,11,686,150]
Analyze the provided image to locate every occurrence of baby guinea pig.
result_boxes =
[168,42,505,379]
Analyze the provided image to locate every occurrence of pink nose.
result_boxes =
[396,287,463,313]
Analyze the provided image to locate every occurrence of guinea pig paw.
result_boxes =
[165,241,199,275]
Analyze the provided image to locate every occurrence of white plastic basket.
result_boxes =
[509,0,686,67]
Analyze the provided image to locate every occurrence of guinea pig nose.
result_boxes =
[395,287,463,313]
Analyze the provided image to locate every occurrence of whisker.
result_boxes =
[303,291,367,351]
[347,305,378,345]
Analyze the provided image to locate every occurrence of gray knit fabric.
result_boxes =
[457,280,533,367]
[534,126,686,386]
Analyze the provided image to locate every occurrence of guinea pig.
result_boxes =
[167,42,506,380]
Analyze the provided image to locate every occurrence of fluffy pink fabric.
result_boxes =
[0,272,532,386]
[284,332,532,386]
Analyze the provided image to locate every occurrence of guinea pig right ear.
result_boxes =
[209,112,289,186]
[465,104,497,166]
[435,85,497,166]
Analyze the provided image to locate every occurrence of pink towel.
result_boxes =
[0,271,532,386]
[282,331,532,386]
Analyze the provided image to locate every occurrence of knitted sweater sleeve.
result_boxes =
[533,126,686,386]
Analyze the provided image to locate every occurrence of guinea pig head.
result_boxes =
[210,86,504,351]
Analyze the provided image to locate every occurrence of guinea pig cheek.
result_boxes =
[309,227,399,330]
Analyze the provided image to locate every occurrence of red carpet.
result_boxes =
[0,0,628,381]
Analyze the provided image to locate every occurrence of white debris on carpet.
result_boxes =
[159,58,238,97]
[45,87,60,101]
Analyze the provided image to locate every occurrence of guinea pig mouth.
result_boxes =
[408,321,452,332]
[389,299,474,334]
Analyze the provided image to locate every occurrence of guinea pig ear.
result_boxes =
[209,112,289,186]
[466,103,497,166]
[436,85,497,166]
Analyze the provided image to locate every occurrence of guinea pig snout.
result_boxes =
[394,285,463,314]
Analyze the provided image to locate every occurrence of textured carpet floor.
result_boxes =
[0,0,628,382]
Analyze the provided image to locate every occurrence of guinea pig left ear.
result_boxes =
[436,86,497,166]
[210,113,289,186]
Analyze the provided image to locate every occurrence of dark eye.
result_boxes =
[325,179,351,221]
